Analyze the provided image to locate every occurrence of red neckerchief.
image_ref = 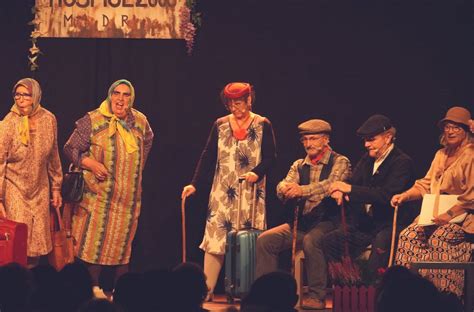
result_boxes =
[310,146,329,165]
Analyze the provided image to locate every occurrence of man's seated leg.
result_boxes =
[368,226,392,273]
[301,221,336,310]
[256,223,293,278]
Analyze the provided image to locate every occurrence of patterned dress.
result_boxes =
[64,108,153,265]
[197,114,276,255]
[0,108,63,257]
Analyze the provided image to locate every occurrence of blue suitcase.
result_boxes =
[224,179,261,302]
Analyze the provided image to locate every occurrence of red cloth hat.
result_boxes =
[223,82,251,99]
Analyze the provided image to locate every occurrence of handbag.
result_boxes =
[62,164,84,203]
[48,204,74,271]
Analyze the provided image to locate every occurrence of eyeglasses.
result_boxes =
[300,135,324,143]
[227,101,247,109]
[13,92,32,100]
[443,124,463,133]
[111,90,131,98]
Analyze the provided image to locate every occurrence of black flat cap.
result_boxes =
[357,114,393,137]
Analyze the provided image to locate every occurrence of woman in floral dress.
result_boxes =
[182,82,276,299]
[0,78,63,268]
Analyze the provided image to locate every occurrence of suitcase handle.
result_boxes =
[0,232,10,241]
[236,179,258,231]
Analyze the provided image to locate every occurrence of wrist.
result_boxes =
[402,191,410,201]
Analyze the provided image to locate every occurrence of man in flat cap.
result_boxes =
[256,119,351,310]
[326,114,416,277]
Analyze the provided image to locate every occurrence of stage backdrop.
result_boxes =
[36,0,185,38]
[0,1,472,291]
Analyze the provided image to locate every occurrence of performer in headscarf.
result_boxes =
[0,78,63,268]
[64,79,154,297]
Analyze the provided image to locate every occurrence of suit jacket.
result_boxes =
[348,146,416,232]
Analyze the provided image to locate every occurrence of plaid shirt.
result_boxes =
[277,148,351,214]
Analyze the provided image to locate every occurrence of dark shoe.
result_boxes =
[301,297,326,310]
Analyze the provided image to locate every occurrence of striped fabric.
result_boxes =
[72,109,148,265]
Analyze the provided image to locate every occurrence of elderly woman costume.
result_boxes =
[64,79,153,297]
[391,106,473,296]
[182,82,277,299]
[0,78,63,267]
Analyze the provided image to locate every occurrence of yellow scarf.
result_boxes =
[98,101,138,153]
[10,104,41,146]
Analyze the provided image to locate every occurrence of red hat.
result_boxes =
[223,82,252,99]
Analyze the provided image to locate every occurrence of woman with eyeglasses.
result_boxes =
[181,82,276,300]
[0,78,63,268]
[63,79,154,298]
[391,106,473,296]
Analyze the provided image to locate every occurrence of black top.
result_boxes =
[348,146,416,231]
[191,116,277,190]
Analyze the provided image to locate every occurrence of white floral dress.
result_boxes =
[199,114,267,255]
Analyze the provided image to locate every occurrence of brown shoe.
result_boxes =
[301,297,326,310]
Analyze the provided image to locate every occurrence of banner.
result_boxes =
[35,0,186,39]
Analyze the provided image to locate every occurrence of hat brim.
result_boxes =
[437,118,470,129]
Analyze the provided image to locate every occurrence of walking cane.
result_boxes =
[291,203,300,277]
[340,201,350,258]
[388,205,399,267]
[181,197,187,263]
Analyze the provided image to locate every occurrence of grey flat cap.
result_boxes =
[298,119,332,135]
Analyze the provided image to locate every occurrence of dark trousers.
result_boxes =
[256,221,336,300]
[322,223,395,274]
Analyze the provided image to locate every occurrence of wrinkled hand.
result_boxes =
[390,193,406,208]
[182,185,196,199]
[90,160,109,181]
[281,182,303,199]
[50,190,62,209]
[432,212,451,226]
[329,181,352,194]
[331,190,349,206]
[240,172,259,183]
[0,202,6,218]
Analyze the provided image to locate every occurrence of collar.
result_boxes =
[303,146,332,166]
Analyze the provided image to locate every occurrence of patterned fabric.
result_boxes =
[199,114,267,255]
[67,108,153,265]
[0,108,63,256]
[276,149,351,214]
[10,78,43,146]
[396,223,471,296]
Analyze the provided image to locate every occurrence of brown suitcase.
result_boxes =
[0,218,27,267]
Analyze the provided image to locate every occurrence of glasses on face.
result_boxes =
[13,92,32,100]
[111,90,131,98]
[443,124,463,133]
[227,100,247,109]
[300,135,324,144]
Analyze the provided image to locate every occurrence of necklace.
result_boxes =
[232,114,251,141]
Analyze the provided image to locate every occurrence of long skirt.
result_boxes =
[395,223,471,297]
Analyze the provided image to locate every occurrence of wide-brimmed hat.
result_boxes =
[298,119,331,135]
[437,106,471,129]
[356,114,393,137]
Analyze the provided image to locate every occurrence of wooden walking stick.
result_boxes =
[181,197,187,263]
[291,203,300,277]
[388,205,399,267]
[340,201,350,258]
